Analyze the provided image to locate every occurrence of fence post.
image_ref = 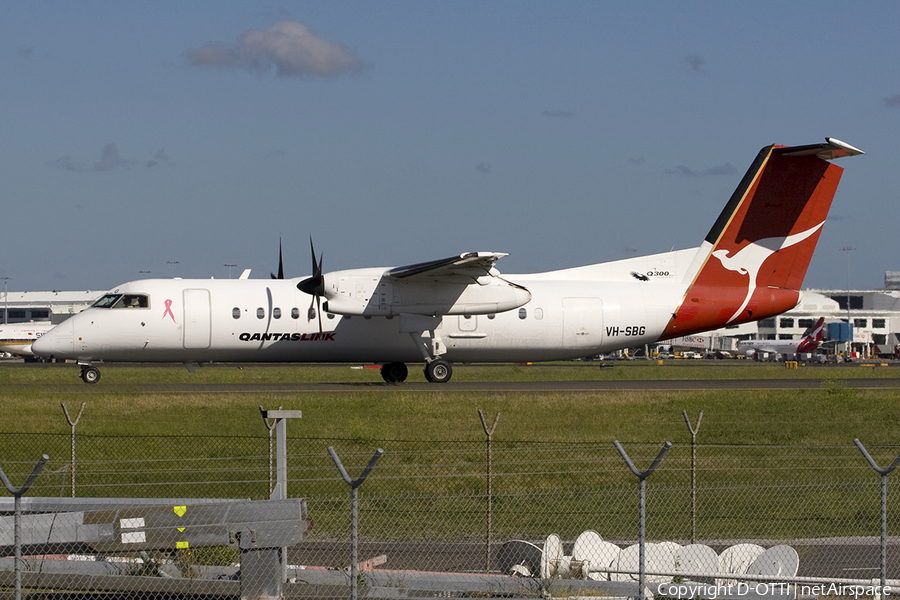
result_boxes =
[682,410,703,543]
[61,402,85,497]
[853,438,900,600]
[259,405,282,495]
[478,410,500,572]
[329,447,384,600]
[613,441,671,600]
[0,455,50,600]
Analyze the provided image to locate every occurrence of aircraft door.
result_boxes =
[562,297,603,349]
[183,289,211,349]
[459,315,477,331]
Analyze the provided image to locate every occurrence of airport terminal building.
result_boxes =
[1,290,101,325]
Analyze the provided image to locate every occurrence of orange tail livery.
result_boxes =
[662,138,863,339]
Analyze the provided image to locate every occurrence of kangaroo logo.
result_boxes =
[712,221,824,323]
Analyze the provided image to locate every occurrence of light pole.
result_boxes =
[224,263,237,279]
[840,246,855,356]
[166,261,179,278]
[1,277,10,324]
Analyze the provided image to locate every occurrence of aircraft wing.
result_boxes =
[386,252,508,281]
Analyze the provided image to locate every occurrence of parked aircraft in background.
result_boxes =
[32,138,863,383]
[0,321,55,358]
[739,317,826,360]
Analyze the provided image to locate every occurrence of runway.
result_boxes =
[7,376,900,394]
[6,361,900,393]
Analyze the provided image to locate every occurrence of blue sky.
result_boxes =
[2,2,898,293]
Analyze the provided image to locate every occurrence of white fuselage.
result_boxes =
[34,249,696,365]
[738,338,805,357]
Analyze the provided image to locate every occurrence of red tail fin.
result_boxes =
[663,139,862,339]
[797,317,826,353]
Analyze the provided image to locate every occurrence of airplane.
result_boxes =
[0,321,56,359]
[32,138,863,384]
[738,317,826,360]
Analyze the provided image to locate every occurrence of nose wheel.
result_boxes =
[424,360,452,383]
[80,366,101,384]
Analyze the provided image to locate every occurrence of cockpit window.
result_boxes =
[91,293,149,309]
[121,294,149,308]
[92,294,122,308]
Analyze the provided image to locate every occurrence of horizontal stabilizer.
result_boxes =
[774,137,864,160]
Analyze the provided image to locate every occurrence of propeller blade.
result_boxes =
[316,295,323,333]
[310,237,320,278]
[307,294,316,321]
[270,237,285,279]
[297,236,325,296]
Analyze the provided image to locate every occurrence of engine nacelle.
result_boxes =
[319,269,531,317]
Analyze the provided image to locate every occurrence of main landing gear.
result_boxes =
[381,362,408,383]
[380,359,453,383]
[80,365,101,384]
[424,359,452,383]
[380,314,455,383]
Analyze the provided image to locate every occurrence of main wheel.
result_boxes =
[80,366,101,384]
[424,360,452,383]
[381,362,408,383]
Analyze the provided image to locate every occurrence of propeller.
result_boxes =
[297,237,325,332]
[270,237,285,279]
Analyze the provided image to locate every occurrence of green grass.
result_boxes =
[0,362,897,544]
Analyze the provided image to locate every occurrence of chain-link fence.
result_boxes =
[1,423,899,599]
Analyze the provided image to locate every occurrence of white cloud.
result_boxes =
[185,21,367,77]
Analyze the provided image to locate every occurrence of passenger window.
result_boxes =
[273,307,282,319]
[291,307,300,319]
[534,308,543,320]
[518,308,527,320]
[257,308,265,319]
[232,307,241,319]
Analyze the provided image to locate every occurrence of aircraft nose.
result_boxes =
[31,320,75,357]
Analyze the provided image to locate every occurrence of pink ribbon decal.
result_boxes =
[162,299,176,322]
